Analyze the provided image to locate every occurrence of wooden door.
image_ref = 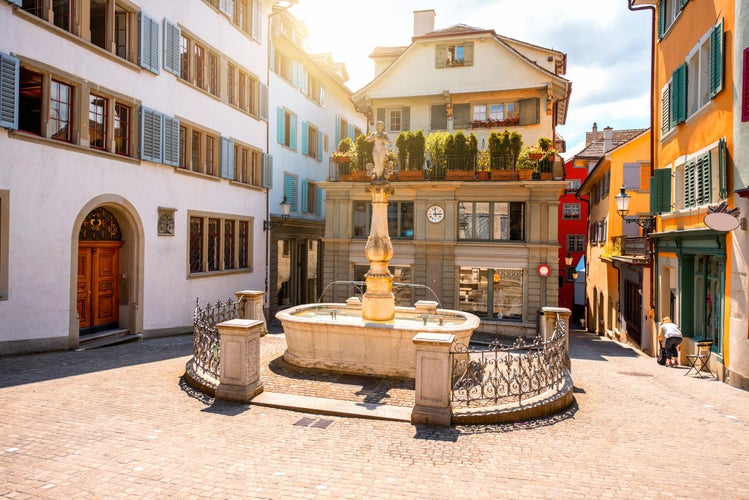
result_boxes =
[78,242,122,332]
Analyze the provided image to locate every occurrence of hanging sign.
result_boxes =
[704,202,741,232]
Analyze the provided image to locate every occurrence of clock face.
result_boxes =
[427,205,445,223]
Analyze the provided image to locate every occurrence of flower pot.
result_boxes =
[477,171,490,181]
[528,153,544,161]
[446,170,475,181]
[339,174,352,181]
[351,171,370,181]
[540,172,553,180]
[491,169,513,181]
[397,170,424,181]
[517,169,533,180]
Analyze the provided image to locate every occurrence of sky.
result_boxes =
[288,0,654,158]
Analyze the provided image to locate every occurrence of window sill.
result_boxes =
[174,167,223,181]
[9,130,140,164]
[685,101,715,126]
[188,268,253,279]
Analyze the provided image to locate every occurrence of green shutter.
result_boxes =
[316,186,323,216]
[661,85,671,135]
[657,0,666,38]
[0,52,19,130]
[335,115,341,146]
[697,153,711,205]
[139,12,159,74]
[684,159,696,208]
[317,133,323,162]
[718,138,727,198]
[402,107,410,131]
[671,63,687,124]
[301,121,309,156]
[679,0,689,9]
[276,107,284,145]
[284,175,297,212]
[163,19,181,76]
[346,123,354,140]
[651,168,672,214]
[376,108,385,125]
[710,19,724,97]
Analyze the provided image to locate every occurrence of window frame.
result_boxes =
[352,200,414,239]
[177,120,220,175]
[457,201,525,241]
[567,234,585,253]
[562,203,581,220]
[188,211,253,276]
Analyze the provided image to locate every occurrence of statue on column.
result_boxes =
[366,120,391,182]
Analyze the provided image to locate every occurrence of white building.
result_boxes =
[0,0,280,354]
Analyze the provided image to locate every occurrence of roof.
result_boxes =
[576,129,647,159]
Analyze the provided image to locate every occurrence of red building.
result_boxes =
[558,157,589,323]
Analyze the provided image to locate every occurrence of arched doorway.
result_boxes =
[77,207,123,335]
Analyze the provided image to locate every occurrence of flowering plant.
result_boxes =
[331,150,353,164]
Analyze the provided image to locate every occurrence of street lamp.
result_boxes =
[263,195,291,231]
[565,252,578,280]
[614,185,656,231]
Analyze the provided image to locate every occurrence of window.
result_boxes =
[567,234,585,252]
[277,108,297,149]
[458,202,524,241]
[228,0,260,40]
[436,42,474,68]
[234,142,263,186]
[0,190,8,301]
[88,93,106,150]
[189,212,253,274]
[50,79,74,142]
[114,103,130,155]
[459,267,523,321]
[178,32,220,96]
[562,203,581,220]
[352,201,414,238]
[657,0,687,39]
[389,109,401,132]
[471,101,520,127]
[178,122,219,175]
[567,179,581,190]
[302,122,321,160]
[226,64,259,115]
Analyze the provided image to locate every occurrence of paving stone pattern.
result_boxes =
[1,330,749,498]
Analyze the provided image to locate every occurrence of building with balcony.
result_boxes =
[631,0,743,385]
[0,0,280,354]
[575,125,650,350]
[319,10,571,337]
[266,9,366,318]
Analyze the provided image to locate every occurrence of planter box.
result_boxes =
[446,170,475,181]
[351,171,370,181]
[518,169,533,180]
[397,170,424,181]
[491,169,514,181]
[476,171,490,181]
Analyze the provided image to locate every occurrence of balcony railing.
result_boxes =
[622,237,650,257]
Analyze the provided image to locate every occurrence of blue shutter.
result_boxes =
[317,132,323,162]
[710,19,724,97]
[259,83,268,121]
[139,12,160,74]
[276,107,284,144]
[220,137,234,179]
[162,115,180,166]
[289,114,297,150]
[262,153,273,188]
[301,179,308,213]
[163,19,181,76]
[316,187,323,216]
[284,175,298,212]
[301,122,309,156]
[0,52,19,130]
[140,107,163,162]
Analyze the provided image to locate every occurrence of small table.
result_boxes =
[685,340,714,379]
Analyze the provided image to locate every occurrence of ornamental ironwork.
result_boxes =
[79,207,122,241]
[192,297,245,380]
[451,314,567,407]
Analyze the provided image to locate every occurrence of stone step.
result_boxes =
[77,329,142,351]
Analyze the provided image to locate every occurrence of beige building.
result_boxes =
[320,10,571,337]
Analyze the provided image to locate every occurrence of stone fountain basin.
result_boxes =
[275,300,480,378]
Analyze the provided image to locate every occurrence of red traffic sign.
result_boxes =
[537,264,551,277]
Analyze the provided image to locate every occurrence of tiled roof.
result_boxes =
[369,46,408,58]
[576,129,647,158]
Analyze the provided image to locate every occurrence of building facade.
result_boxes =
[266,9,365,319]
[558,157,588,324]
[0,0,278,354]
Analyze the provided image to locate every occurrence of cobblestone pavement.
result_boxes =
[1,329,749,498]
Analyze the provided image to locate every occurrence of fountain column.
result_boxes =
[362,181,395,321]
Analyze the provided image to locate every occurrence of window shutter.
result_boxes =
[317,133,323,162]
[262,153,273,189]
[709,19,724,98]
[402,107,410,131]
[276,107,284,144]
[301,121,309,156]
[435,44,446,68]
[671,63,686,124]
[684,159,696,208]
[657,0,666,38]
[139,12,160,74]
[163,19,181,76]
[623,163,640,190]
[651,168,672,214]
[259,82,269,121]
[661,84,671,135]
[519,98,540,125]
[0,52,19,130]
[219,0,234,18]
[680,0,689,8]
[251,0,261,42]
[162,115,180,166]
[376,108,385,127]
[301,179,308,213]
[742,47,749,122]
[718,138,728,198]
[316,186,323,216]
[346,123,354,140]
[220,137,234,179]
[431,105,447,130]
[697,152,712,205]
[463,42,474,66]
[335,116,341,146]
[284,175,298,212]
[453,104,470,129]
[289,113,297,150]
[140,106,163,162]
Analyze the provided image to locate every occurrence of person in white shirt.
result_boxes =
[658,316,683,366]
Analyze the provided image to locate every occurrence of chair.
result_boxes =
[685,340,714,378]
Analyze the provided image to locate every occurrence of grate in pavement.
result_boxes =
[293,417,335,429]
[293,417,316,427]
[310,419,335,429]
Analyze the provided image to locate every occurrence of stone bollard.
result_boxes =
[540,307,571,369]
[411,332,455,427]
[235,290,267,336]
[215,319,264,403]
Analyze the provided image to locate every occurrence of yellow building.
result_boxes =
[632,0,742,385]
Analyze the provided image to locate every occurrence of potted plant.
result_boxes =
[333,137,355,180]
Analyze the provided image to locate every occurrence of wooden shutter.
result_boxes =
[453,104,470,129]
[140,106,162,162]
[289,113,297,150]
[431,105,447,130]
[301,121,309,156]
[301,179,308,213]
[163,19,181,76]
[139,12,159,74]
[402,107,410,131]
[276,107,285,145]
[519,98,540,125]
[661,84,671,135]
[262,153,273,188]
[463,42,474,67]
[162,115,180,166]
[259,82,269,121]
[657,0,666,38]
[709,19,724,97]
[671,63,686,124]
[220,137,234,179]
[0,52,19,130]
[650,168,672,214]
[435,45,446,68]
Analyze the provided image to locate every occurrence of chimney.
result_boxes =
[413,9,435,37]
[586,122,598,146]
[603,126,613,153]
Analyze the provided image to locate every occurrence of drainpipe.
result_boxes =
[575,191,591,331]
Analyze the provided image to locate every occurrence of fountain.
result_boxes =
[276,126,480,378]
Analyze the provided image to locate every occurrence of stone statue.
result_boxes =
[367,120,391,181]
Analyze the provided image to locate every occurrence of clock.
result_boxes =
[426,205,445,223]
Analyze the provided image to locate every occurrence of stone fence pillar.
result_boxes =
[540,307,571,368]
[411,333,455,427]
[235,290,267,336]
[215,319,264,403]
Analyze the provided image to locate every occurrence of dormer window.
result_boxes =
[435,42,474,68]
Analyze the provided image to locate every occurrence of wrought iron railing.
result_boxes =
[451,314,567,407]
[192,297,245,380]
